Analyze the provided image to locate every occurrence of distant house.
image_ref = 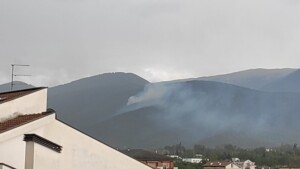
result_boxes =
[121,149,175,169]
[232,159,256,169]
[168,155,182,160]
[182,158,202,163]
[0,87,151,169]
[232,158,240,162]
[204,162,240,169]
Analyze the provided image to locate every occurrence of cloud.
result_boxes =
[141,68,195,82]
[0,0,300,86]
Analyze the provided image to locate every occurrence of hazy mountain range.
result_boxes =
[1,68,300,149]
[0,81,34,92]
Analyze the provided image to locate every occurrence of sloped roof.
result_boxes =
[0,111,54,133]
[120,149,173,161]
[24,134,62,153]
[0,87,47,104]
[0,163,16,169]
[203,162,231,167]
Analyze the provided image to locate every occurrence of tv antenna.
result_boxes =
[11,64,31,91]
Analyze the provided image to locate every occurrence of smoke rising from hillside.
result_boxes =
[119,80,300,146]
[45,71,300,148]
[123,82,256,136]
[127,84,167,105]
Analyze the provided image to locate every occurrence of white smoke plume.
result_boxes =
[127,84,167,105]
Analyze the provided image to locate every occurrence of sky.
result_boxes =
[1,0,300,87]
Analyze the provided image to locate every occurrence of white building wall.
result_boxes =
[0,165,15,169]
[0,89,47,120]
[226,163,241,169]
[32,143,60,169]
[0,114,55,169]
[0,135,26,169]
[182,158,202,163]
[37,120,151,169]
[242,160,256,169]
[0,114,152,169]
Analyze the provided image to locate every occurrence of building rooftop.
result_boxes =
[0,87,46,104]
[0,111,54,133]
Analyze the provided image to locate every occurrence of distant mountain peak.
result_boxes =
[195,68,297,90]
[48,71,149,130]
[0,81,34,92]
[261,69,300,93]
[52,72,149,88]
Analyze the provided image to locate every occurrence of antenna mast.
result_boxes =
[11,64,31,91]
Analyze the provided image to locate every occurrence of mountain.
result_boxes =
[47,71,300,148]
[48,72,149,131]
[0,81,34,92]
[196,68,297,91]
[3,70,300,149]
[261,69,300,93]
[94,80,300,148]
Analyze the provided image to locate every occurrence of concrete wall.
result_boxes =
[182,158,202,163]
[0,135,25,168]
[1,166,14,169]
[0,114,152,169]
[242,160,255,169]
[37,120,152,169]
[0,89,47,120]
[31,142,60,169]
[0,163,16,169]
[0,114,55,169]
[226,164,241,169]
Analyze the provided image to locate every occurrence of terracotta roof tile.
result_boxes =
[0,87,46,104]
[0,111,53,133]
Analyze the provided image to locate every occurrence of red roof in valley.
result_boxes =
[0,87,47,104]
[0,111,54,133]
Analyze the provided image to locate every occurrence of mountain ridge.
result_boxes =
[1,69,300,148]
[48,72,149,129]
[0,81,34,92]
[196,68,297,91]
[94,80,300,148]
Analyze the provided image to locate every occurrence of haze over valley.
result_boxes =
[2,1,300,168]
[1,68,299,149]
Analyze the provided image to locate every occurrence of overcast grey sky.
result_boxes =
[1,0,300,86]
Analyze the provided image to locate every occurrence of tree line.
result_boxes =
[163,143,300,167]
